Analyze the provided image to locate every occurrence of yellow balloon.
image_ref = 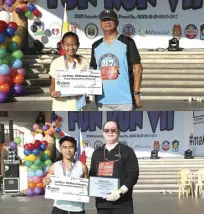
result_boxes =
[44,149,51,156]
[0,44,6,49]
[11,36,22,45]
[25,154,36,162]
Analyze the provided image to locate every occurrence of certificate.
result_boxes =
[89,176,120,198]
[55,69,102,96]
[45,176,90,203]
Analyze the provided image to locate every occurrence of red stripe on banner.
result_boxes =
[80,151,86,164]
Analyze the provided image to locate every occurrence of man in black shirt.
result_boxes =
[89,121,139,214]
[90,9,143,110]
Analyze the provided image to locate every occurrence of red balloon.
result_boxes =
[21,4,28,12]
[33,9,41,17]
[8,22,18,31]
[41,140,48,147]
[0,21,8,33]
[24,144,29,149]
[57,117,62,122]
[12,74,24,85]
[27,143,35,151]
[5,76,12,86]
[10,68,18,77]
[0,83,10,93]
[59,132,64,137]
[34,140,41,149]
[19,0,25,3]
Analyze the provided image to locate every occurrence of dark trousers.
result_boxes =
[51,206,85,214]
[97,207,134,214]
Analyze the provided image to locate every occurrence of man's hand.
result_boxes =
[134,94,141,108]
[103,189,122,202]
[50,91,61,98]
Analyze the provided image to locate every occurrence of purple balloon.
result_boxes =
[12,84,24,96]
[33,187,42,195]
[9,141,17,150]
[0,91,8,103]
[5,0,14,7]
[27,188,34,196]
[15,8,24,15]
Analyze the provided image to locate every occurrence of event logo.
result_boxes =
[122,24,135,38]
[172,25,182,40]
[185,24,198,39]
[94,140,103,149]
[138,28,169,36]
[162,141,170,151]
[70,22,80,34]
[153,141,160,151]
[47,0,204,13]
[172,140,179,152]
[189,133,204,146]
[85,23,98,39]
[200,24,204,40]
[49,22,61,36]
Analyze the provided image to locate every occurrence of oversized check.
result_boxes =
[89,176,120,198]
[45,176,90,203]
[55,69,102,96]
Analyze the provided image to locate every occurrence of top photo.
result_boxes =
[0,0,204,111]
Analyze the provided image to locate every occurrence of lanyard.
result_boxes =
[64,55,77,69]
[62,159,75,177]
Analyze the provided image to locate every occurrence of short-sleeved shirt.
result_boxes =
[49,55,89,111]
[90,34,141,105]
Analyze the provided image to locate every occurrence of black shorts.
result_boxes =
[97,207,134,214]
[51,206,85,214]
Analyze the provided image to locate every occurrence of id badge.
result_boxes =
[98,161,114,176]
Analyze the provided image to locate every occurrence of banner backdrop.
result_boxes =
[56,111,186,158]
[28,0,204,49]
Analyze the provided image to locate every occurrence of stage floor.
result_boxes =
[0,192,204,214]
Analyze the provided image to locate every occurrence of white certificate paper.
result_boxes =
[45,176,90,203]
[55,69,102,96]
[89,176,119,198]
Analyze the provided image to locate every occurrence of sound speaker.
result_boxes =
[3,177,19,194]
[4,160,20,178]
[0,124,5,144]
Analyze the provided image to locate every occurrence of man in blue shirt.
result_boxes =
[90,9,143,111]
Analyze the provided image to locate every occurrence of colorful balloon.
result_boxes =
[24,149,32,156]
[26,188,34,196]
[5,26,15,37]
[11,58,22,69]
[33,9,41,17]
[0,33,6,44]
[8,22,18,31]
[0,21,8,33]
[14,136,21,144]
[12,84,24,95]
[0,11,11,23]
[0,64,10,76]
[12,74,24,84]
[28,181,36,189]
[0,74,5,85]
[9,141,17,150]
[0,83,10,93]
[12,50,23,59]
[0,48,7,58]
[7,41,19,53]
[11,36,21,45]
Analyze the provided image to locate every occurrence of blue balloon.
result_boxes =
[0,64,10,76]
[24,149,32,156]
[32,148,40,156]
[11,59,22,69]
[28,3,36,12]
[40,144,46,151]
[5,26,15,37]
[28,170,36,177]
[0,33,5,44]
[55,127,61,133]
[36,169,43,177]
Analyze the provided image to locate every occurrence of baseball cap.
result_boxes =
[99,9,118,21]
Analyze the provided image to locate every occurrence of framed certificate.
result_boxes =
[88,176,120,198]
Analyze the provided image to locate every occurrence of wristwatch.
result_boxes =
[134,91,140,96]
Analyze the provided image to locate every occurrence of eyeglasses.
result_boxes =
[103,129,118,133]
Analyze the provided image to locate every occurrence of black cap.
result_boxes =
[99,9,118,21]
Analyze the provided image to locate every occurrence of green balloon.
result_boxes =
[24,161,33,168]
[25,11,33,19]
[0,48,7,58]
[14,137,21,145]
[45,159,52,166]
[42,154,50,161]
[8,42,19,53]
[12,50,23,59]
[30,164,39,171]
[34,158,41,166]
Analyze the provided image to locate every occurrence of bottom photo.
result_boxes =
[0,111,204,214]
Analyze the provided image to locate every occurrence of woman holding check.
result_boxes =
[43,136,88,214]
[49,32,90,111]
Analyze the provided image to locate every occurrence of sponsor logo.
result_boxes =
[172,140,179,152]
[153,141,160,151]
[189,133,204,146]
[94,140,103,149]
[49,22,61,36]
[172,24,182,40]
[200,24,204,40]
[85,23,98,39]
[70,22,80,34]
[139,27,169,37]
[162,141,170,151]
[185,24,198,39]
[122,24,135,38]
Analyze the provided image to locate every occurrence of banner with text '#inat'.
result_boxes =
[29,0,204,49]
[57,111,185,158]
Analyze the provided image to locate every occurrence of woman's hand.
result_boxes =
[50,91,61,98]
[43,175,51,187]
